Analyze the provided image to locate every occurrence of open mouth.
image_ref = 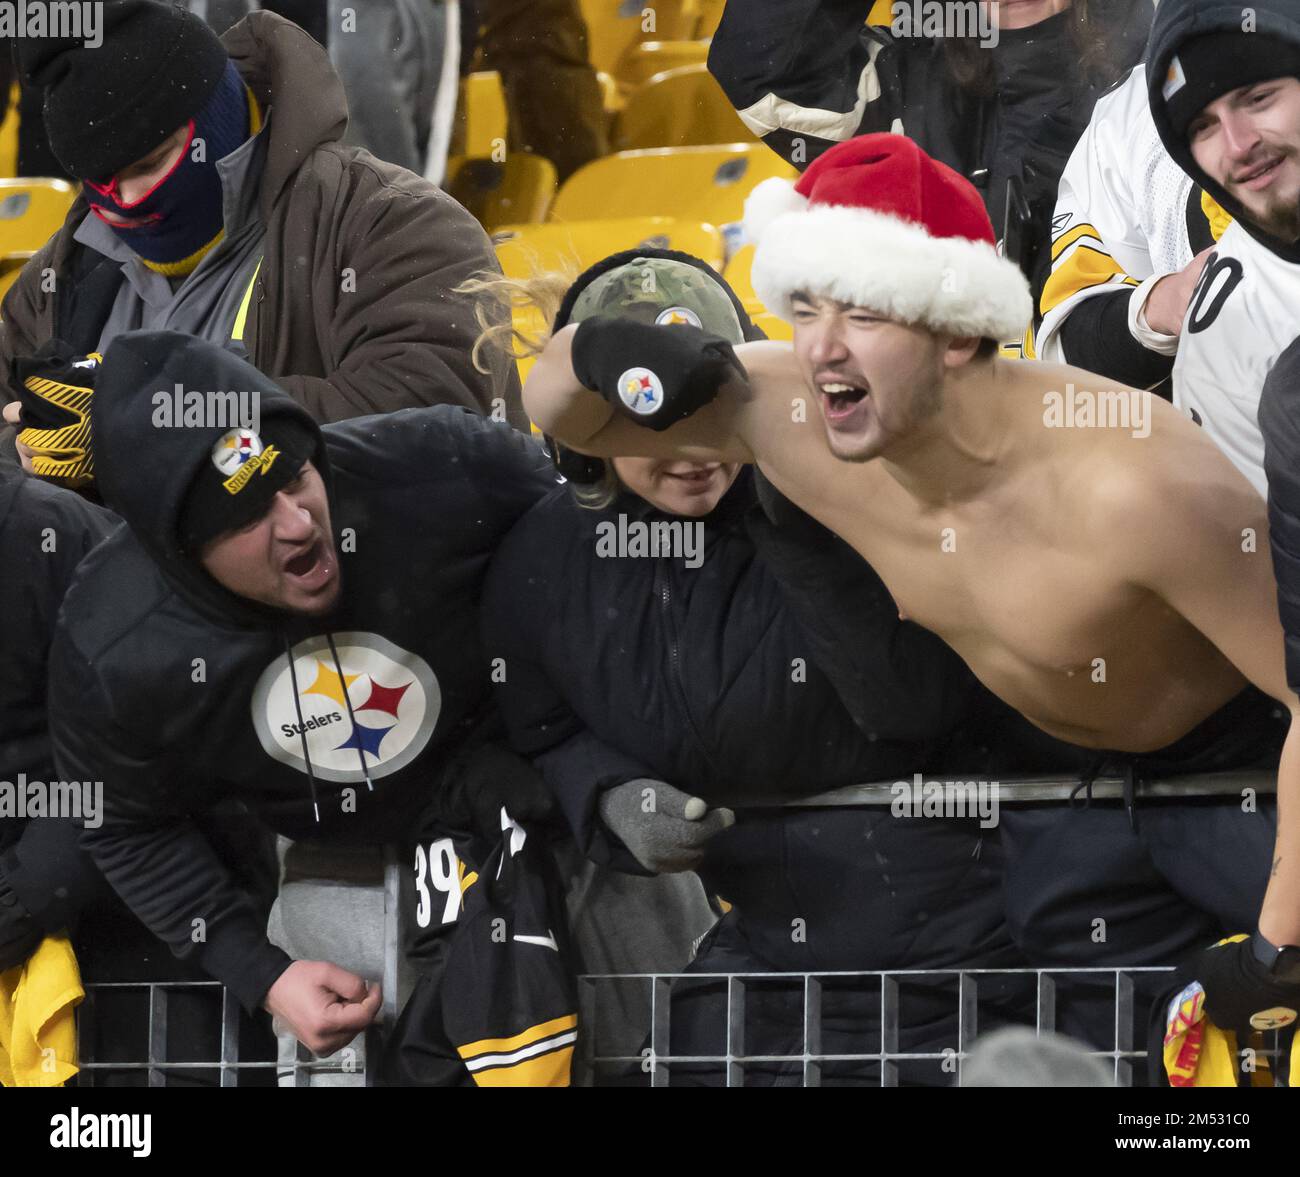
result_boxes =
[283,539,334,591]
[820,381,870,425]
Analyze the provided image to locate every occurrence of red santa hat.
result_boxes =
[744,133,1031,341]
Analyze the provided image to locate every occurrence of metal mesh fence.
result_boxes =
[69,772,1283,1086]
[575,966,1182,1087]
[75,965,1241,1087]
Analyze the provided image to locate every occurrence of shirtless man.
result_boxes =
[525,133,1300,1034]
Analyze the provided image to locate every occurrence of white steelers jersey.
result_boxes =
[1035,65,1229,362]
[1172,220,1300,499]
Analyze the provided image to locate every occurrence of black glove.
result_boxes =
[1177,935,1300,1038]
[571,315,745,431]
[0,866,43,973]
[11,339,102,488]
[441,742,556,836]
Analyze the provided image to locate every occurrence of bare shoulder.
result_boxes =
[735,340,801,388]
[1076,392,1267,575]
[730,339,824,452]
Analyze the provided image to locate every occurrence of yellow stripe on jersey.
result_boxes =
[999,323,1037,361]
[1201,190,1233,242]
[1050,222,1103,263]
[470,1044,574,1087]
[458,860,478,896]
[1040,241,1139,318]
[457,1012,578,1061]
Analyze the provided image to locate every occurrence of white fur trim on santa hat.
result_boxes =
[749,202,1032,342]
[741,177,808,245]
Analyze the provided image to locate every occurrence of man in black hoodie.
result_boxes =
[48,331,556,1055]
[1145,0,1300,1033]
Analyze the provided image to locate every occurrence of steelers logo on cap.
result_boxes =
[617,367,664,415]
[655,306,702,328]
[1249,1006,1298,1031]
[212,428,265,477]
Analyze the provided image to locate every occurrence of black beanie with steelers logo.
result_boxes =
[179,416,319,554]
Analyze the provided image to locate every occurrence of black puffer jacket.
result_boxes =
[708,0,1151,284]
[0,467,114,966]
[0,468,113,786]
[482,468,976,859]
[482,470,1042,971]
[49,331,555,1010]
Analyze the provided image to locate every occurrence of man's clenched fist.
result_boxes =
[264,959,382,1056]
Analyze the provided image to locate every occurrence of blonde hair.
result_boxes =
[457,260,630,511]
[456,258,579,375]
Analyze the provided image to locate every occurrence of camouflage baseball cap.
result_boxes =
[568,256,746,344]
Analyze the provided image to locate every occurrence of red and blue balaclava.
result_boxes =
[82,61,260,278]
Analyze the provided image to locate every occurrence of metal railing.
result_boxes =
[75,981,273,1087]
[576,966,1177,1087]
[69,770,1280,1086]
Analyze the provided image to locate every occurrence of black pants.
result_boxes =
[659,808,1033,1087]
[999,686,1285,1069]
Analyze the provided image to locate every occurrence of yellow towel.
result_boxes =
[0,934,83,1087]
[1164,936,1298,1088]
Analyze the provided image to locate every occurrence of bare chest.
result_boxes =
[830,495,1240,748]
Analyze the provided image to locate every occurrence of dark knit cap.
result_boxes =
[179,416,319,554]
[16,0,230,180]
[1163,31,1300,142]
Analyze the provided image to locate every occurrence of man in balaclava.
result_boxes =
[0,0,523,473]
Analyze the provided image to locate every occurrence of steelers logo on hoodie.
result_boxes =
[251,632,441,783]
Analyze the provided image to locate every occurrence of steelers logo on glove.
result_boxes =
[616,367,666,416]
[12,341,102,489]
[1178,933,1300,1039]
[571,315,744,432]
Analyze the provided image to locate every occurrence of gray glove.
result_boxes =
[598,778,735,873]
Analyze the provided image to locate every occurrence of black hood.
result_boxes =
[92,330,328,627]
[1147,0,1300,258]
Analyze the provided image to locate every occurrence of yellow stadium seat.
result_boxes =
[595,69,625,116]
[496,216,725,278]
[723,245,792,342]
[612,64,757,150]
[0,178,76,260]
[581,0,701,76]
[0,83,19,179]
[445,152,558,231]
[460,71,508,159]
[694,0,726,38]
[551,145,796,241]
[494,216,726,384]
[616,39,710,91]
